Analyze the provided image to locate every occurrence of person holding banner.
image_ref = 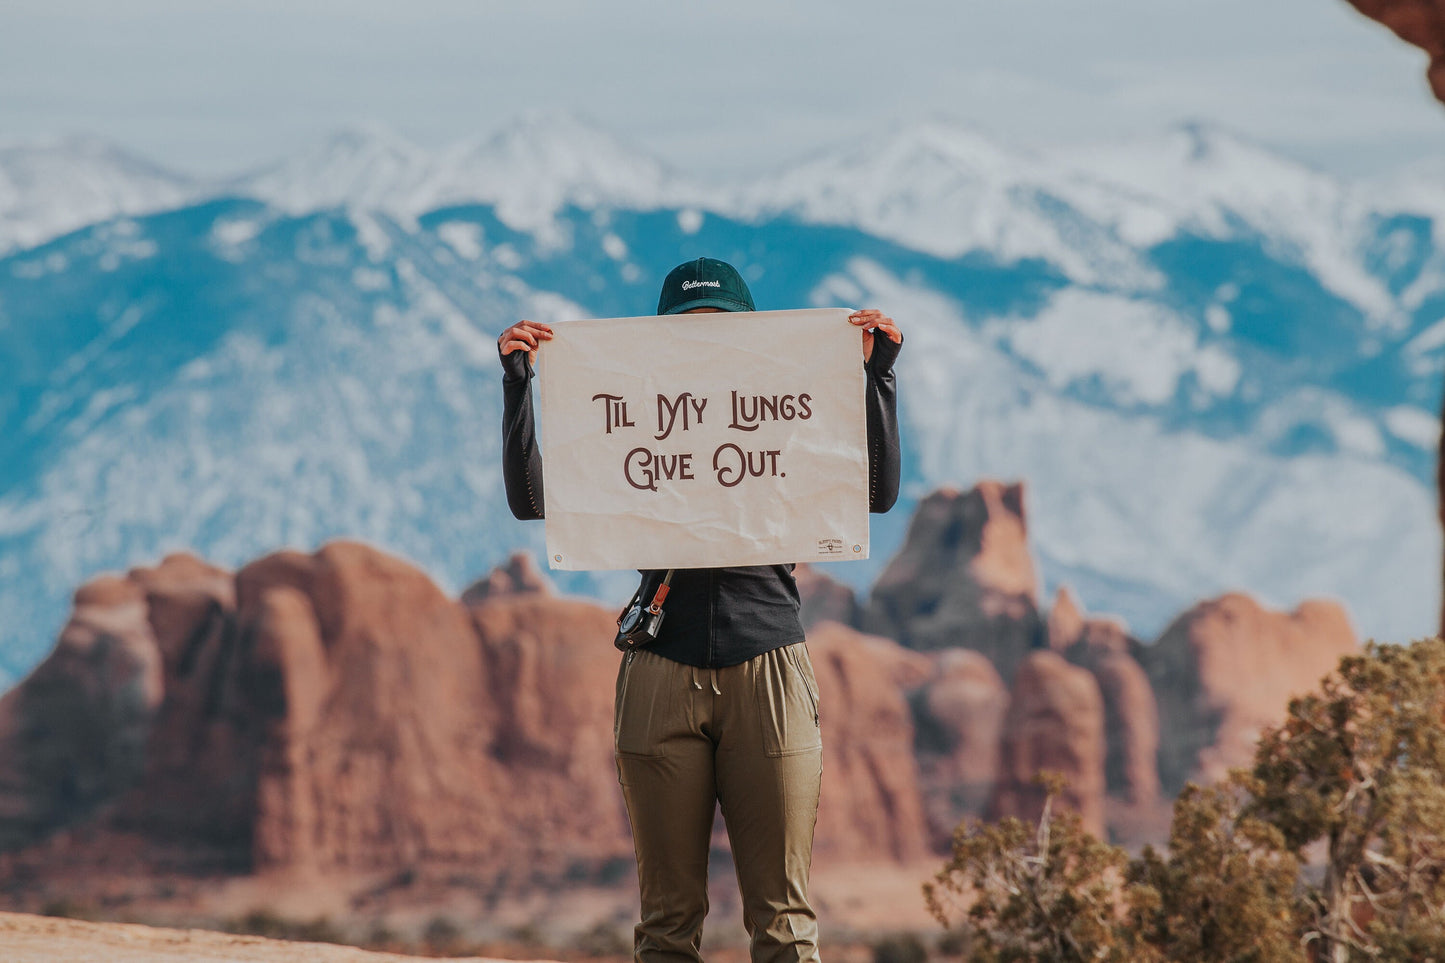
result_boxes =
[498,257,902,963]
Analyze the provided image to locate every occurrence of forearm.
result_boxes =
[501,358,546,520]
[864,335,901,514]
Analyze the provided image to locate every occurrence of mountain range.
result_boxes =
[0,113,1440,688]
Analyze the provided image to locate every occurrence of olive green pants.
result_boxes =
[615,642,824,963]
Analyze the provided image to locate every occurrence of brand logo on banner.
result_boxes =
[536,308,869,571]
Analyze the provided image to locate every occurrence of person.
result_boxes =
[498,257,902,963]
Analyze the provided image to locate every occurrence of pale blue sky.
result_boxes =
[1,0,1442,178]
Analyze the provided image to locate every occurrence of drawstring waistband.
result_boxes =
[688,665,721,695]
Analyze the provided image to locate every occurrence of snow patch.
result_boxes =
[436,221,483,260]
[1384,406,1441,449]
[351,267,390,292]
[996,290,1224,407]
[349,212,392,262]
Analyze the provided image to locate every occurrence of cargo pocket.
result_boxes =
[614,650,667,758]
[757,643,823,757]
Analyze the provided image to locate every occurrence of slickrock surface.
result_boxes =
[864,482,1044,680]
[1143,593,1356,793]
[0,911,528,963]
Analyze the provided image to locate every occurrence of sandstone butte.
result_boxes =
[0,481,1358,919]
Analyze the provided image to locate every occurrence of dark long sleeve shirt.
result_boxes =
[500,328,903,667]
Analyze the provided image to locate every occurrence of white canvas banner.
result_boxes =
[536,308,869,571]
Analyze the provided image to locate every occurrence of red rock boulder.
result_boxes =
[1142,593,1356,793]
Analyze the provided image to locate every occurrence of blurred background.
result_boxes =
[1,0,1443,956]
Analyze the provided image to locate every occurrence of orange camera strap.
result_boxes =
[647,570,674,614]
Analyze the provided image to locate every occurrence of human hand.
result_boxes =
[848,310,902,364]
[498,320,554,367]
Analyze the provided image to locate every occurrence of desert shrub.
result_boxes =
[872,931,929,963]
[228,908,344,945]
[925,773,1130,963]
[575,918,632,956]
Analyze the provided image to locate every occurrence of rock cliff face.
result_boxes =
[0,479,1372,897]
[0,572,167,850]
[909,649,1009,846]
[0,542,930,890]
[1347,0,1445,103]
[864,482,1044,680]
[1047,589,1159,809]
[987,651,1106,837]
[1142,593,1357,793]
[805,623,933,863]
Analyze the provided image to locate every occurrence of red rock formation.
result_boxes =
[459,551,553,605]
[0,544,935,895]
[1347,0,1445,103]
[864,482,1044,680]
[909,649,1009,845]
[987,650,1106,836]
[1047,589,1160,809]
[794,563,861,630]
[805,623,932,863]
[1142,593,1357,793]
[109,553,246,858]
[1046,586,1086,652]
[0,573,165,849]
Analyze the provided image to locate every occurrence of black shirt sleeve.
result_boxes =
[500,345,546,520]
[864,332,902,513]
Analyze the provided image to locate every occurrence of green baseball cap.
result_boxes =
[656,257,756,315]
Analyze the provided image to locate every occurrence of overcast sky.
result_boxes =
[2,0,1443,180]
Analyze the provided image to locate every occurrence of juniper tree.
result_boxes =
[923,773,1132,963]
[1124,774,1303,963]
[1250,637,1445,962]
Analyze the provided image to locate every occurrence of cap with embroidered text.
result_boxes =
[656,257,755,315]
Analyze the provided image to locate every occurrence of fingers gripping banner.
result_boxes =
[537,308,869,571]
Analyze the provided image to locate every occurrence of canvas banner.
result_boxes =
[536,308,869,571]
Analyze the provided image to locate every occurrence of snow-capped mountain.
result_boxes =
[0,116,1441,690]
[729,121,1157,288]
[0,136,197,256]
[233,113,696,240]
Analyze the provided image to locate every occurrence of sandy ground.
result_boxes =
[0,912,551,963]
[0,859,941,961]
